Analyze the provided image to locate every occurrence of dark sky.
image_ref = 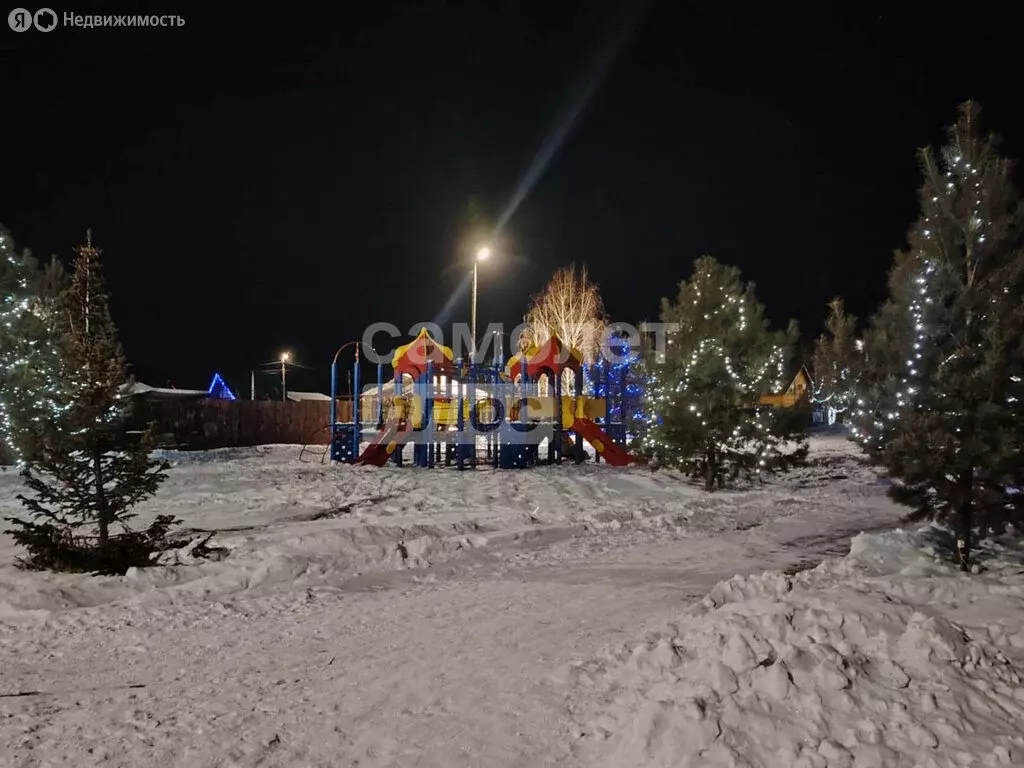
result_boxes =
[4,2,1023,395]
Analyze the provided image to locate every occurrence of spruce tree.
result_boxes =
[0,225,65,464]
[852,102,1024,570]
[639,255,808,489]
[810,297,860,425]
[850,300,910,456]
[7,232,174,572]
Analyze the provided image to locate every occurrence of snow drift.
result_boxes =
[570,526,1024,767]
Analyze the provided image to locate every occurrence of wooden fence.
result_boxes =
[130,397,356,450]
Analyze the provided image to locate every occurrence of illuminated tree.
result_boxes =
[0,225,64,464]
[639,255,807,489]
[7,232,174,572]
[810,297,860,425]
[589,331,645,424]
[521,264,607,362]
[852,101,1024,570]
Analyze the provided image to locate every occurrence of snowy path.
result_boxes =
[0,437,906,767]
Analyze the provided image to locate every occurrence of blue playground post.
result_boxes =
[444,367,452,466]
[429,364,434,468]
[595,360,605,464]
[469,362,477,468]
[492,362,500,468]
[426,361,435,469]
[522,358,529,424]
[393,369,404,466]
[414,366,427,468]
[329,341,361,463]
[553,369,562,465]
[330,355,337,441]
[574,364,585,464]
[456,366,466,471]
[352,344,360,460]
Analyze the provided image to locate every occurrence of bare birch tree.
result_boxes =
[521,265,607,391]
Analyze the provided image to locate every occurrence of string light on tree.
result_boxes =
[0,226,66,465]
[850,101,1024,571]
[637,255,806,490]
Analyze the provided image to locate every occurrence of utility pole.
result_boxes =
[280,352,290,401]
[471,259,478,360]
[471,245,491,361]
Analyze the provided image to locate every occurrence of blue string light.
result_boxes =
[207,372,237,400]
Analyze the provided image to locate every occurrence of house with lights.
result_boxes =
[758,366,812,408]
[129,372,237,402]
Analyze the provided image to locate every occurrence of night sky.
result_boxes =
[5,3,1023,396]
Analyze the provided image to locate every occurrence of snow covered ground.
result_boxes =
[0,435,1020,767]
[568,526,1024,768]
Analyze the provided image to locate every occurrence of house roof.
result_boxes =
[130,372,238,400]
[130,382,208,398]
[790,364,813,386]
[286,391,332,402]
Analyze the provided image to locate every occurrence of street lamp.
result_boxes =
[471,246,491,360]
[280,352,290,401]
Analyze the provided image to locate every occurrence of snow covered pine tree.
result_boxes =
[7,231,175,573]
[640,255,808,489]
[0,225,65,464]
[810,297,860,426]
[852,102,1024,570]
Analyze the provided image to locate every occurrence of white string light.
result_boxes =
[639,262,796,476]
[0,233,68,465]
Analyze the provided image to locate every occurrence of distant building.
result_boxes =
[129,382,208,401]
[759,366,812,408]
[129,372,237,402]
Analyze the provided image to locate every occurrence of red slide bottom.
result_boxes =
[571,417,636,466]
[355,421,400,466]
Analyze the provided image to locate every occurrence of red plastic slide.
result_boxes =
[571,417,637,466]
[355,421,401,466]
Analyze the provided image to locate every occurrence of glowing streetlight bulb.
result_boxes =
[476,246,491,261]
[280,352,290,362]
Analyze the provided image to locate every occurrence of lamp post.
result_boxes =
[280,352,290,401]
[471,245,491,360]
[492,329,502,365]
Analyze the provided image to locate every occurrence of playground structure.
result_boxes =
[329,329,638,469]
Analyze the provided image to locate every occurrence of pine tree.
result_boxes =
[810,297,860,425]
[852,102,1024,570]
[849,300,909,455]
[7,232,174,572]
[639,255,808,489]
[0,225,65,464]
